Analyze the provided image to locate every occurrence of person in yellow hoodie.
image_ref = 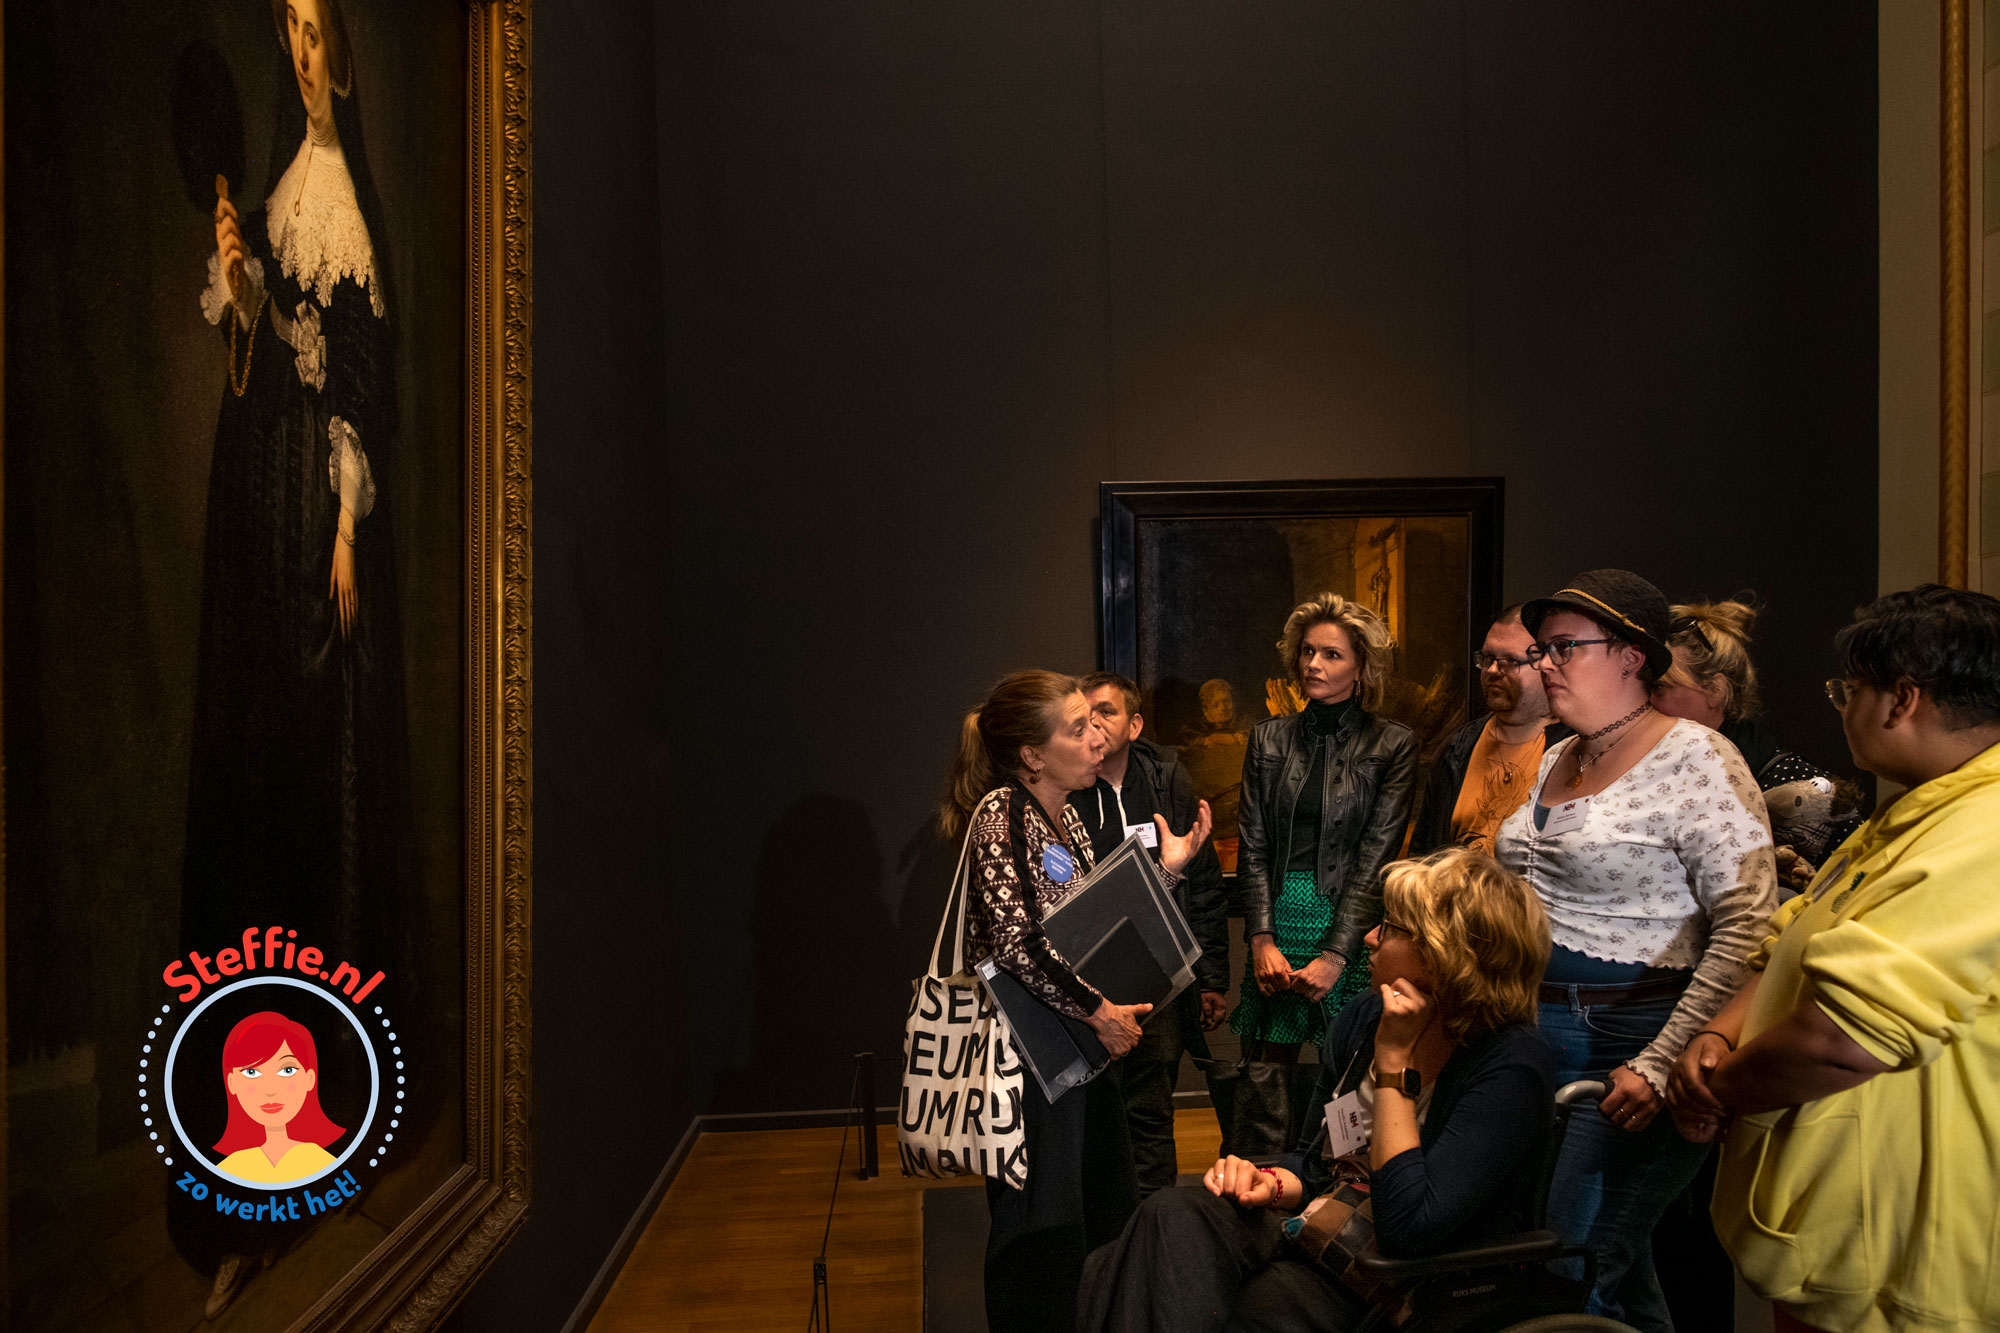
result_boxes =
[1666,584,2000,1333]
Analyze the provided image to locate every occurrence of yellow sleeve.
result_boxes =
[1799,820,2000,1068]
[1748,893,1810,972]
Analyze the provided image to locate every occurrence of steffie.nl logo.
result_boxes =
[143,926,405,1225]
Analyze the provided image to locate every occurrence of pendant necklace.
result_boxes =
[295,115,338,216]
[1566,702,1652,790]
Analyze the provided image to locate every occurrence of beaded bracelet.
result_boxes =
[1258,1165,1288,1211]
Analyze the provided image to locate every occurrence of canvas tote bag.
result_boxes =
[897,813,1029,1188]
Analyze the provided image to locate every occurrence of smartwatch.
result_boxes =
[1376,1065,1421,1099]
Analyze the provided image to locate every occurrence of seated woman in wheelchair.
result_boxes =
[1079,847,1555,1333]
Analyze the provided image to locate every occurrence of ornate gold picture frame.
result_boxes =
[1,1,531,1327]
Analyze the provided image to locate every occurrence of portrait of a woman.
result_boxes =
[212,1011,347,1185]
[171,1,411,1312]
[184,0,408,955]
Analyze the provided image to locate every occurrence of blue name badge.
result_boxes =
[1042,844,1077,883]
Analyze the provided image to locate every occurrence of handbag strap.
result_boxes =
[927,805,983,979]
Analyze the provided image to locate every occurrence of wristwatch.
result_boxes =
[1375,1065,1421,1098]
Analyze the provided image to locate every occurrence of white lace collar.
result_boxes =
[265,132,384,318]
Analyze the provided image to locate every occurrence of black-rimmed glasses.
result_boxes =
[1472,651,1533,673]
[1525,637,1615,667]
[1378,918,1418,942]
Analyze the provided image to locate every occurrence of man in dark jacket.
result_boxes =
[1070,672,1230,1195]
[1408,606,1568,855]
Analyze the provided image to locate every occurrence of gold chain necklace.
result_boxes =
[1566,702,1652,790]
[226,291,268,398]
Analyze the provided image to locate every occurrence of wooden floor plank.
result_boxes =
[589,1108,1222,1332]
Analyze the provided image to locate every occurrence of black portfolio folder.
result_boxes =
[977,834,1203,1101]
[975,956,1110,1102]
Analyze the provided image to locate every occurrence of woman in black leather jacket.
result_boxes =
[1228,593,1420,1152]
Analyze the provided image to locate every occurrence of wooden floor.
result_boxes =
[588,1108,1224,1332]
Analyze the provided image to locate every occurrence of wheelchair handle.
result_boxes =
[1554,1077,1610,1107]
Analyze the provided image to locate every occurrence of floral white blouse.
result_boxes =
[1495,717,1778,1090]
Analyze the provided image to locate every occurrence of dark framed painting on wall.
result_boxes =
[1099,480,1502,875]
[3,1,530,1328]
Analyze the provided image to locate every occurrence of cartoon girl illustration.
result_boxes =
[212,1011,346,1184]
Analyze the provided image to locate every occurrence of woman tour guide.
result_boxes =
[939,669,1212,1333]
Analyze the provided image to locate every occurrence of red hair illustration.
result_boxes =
[212,1011,346,1154]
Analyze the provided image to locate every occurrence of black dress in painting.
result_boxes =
[180,157,408,980]
[168,128,414,1287]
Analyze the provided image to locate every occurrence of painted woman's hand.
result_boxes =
[1157,800,1213,875]
[214,193,246,302]
[329,533,357,638]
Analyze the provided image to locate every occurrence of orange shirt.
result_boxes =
[1449,720,1547,853]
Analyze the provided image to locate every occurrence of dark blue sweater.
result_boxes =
[1277,993,1554,1257]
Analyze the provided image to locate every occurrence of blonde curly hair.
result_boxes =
[1379,848,1549,1044]
[1276,593,1396,712]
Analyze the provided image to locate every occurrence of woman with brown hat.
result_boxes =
[1494,570,1777,1330]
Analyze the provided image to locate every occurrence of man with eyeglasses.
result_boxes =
[1409,606,1569,855]
[1670,584,2000,1333]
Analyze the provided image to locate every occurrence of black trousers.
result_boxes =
[985,1066,1139,1333]
[1116,991,1233,1194]
[1652,1144,1735,1331]
[1077,1185,1366,1333]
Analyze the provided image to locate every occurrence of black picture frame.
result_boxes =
[1098,478,1503,875]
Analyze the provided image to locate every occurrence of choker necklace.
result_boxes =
[1567,702,1652,790]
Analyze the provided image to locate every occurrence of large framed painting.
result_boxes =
[3,1,531,1328]
[1099,480,1502,875]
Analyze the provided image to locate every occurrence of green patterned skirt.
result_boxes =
[1230,870,1373,1046]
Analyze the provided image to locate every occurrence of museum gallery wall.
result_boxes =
[631,0,1878,1153]
[5,1,531,1328]
[0,1,1884,1330]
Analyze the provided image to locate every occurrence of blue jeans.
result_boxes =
[1538,990,1711,1333]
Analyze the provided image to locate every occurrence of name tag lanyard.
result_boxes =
[1297,1042,1373,1159]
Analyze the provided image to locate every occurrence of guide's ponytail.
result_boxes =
[936,669,1080,839]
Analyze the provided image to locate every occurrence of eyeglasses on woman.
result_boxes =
[1525,637,1615,667]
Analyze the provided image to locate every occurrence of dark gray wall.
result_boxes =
[456,1,686,1328]
[468,2,1876,1325]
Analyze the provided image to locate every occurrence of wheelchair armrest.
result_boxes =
[1355,1229,1566,1280]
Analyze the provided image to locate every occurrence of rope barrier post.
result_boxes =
[856,1052,878,1180]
